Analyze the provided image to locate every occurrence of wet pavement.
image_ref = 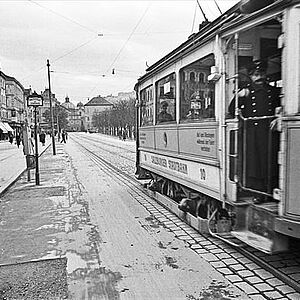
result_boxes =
[0,136,250,299]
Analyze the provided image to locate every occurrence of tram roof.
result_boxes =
[136,0,297,86]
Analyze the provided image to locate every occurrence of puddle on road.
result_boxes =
[66,251,87,273]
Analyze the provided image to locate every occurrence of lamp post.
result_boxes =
[47,59,56,155]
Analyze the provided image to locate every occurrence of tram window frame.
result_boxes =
[179,54,216,123]
[156,73,176,124]
[140,85,154,126]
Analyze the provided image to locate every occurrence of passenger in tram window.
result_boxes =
[228,60,281,202]
[157,101,173,123]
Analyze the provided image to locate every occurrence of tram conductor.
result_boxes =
[228,60,281,200]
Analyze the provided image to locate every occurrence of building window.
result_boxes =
[180,54,215,122]
[156,73,176,124]
[190,72,195,82]
[140,85,153,126]
[199,72,205,83]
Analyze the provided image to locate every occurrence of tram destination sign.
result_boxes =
[27,92,43,107]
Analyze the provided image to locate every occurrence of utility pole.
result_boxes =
[27,91,43,185]
[47,59,56,155]
[34,106,40,185]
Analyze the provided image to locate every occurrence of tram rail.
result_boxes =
[71,133,300,296]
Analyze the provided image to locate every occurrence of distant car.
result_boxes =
[88,129,97,133]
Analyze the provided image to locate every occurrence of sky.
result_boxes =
[0,0,238,105]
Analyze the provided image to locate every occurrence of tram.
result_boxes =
[135,0,300,254]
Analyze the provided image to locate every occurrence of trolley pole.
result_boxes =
[47,59,56,155]
[34,106,40,185]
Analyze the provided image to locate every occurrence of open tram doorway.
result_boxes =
[227,17,283,204]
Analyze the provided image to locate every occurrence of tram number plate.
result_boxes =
[199,168,206,181]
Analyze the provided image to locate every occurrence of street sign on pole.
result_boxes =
[27,91,43,107]
[27,91,43,185]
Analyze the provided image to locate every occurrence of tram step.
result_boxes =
[231,230,288,254]
[212,232,245,247]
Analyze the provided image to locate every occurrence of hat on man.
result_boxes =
[161,101,168,107]
[247,60,268,75]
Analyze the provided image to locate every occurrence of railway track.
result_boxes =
[71,134,300,298]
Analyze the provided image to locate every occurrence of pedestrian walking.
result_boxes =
[122,129,127,141]
[118,129,122,140]
[39,131,46,146]
[60,130,67,143]
[9,133,13,144]
[15,134,21,148]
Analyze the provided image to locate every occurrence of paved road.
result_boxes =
[67,133,249,299]
[0,133,248,299]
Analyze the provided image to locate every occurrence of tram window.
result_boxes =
[140,85,154,126]
[156,73,176,124]
[180,54,215,122]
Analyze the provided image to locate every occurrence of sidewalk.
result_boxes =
[0,141,98,299]
[0,136,51,196]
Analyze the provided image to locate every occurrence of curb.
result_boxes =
[0,142,52,197]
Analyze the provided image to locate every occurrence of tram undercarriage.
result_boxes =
[138,168,289,254]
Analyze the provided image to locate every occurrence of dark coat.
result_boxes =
[39,133,46,144]
[229,83,281,192]
[157,111,173,123]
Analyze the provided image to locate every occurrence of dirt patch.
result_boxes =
[0,257,68,300]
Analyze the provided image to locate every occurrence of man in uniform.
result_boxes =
[229,60,281,202]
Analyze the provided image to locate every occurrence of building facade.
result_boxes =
[0,72,25,140]
[84,95,113,131]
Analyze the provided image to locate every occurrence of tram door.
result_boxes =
[227,18,282,201]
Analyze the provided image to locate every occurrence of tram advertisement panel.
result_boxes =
[140,151,220,198]
[139,128,155,149]
[178,127,218,159]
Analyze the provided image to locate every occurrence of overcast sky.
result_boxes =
[0,0,238,105]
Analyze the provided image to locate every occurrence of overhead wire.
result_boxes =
[20,36,100,81]
[28,0,99,35]
[52,36,99,63]
[88,3,151,98]
[105,3,151,74]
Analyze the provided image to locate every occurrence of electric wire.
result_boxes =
[20,36,100,81]
[52,36,99,63]
[88,4,150,98]
[28,0,99,35]
[105,4,150,74]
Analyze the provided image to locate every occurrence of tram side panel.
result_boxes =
[139,124,221,201]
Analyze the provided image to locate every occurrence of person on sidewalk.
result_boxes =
[9,133,14,144]
[39,130,46,146]
[122,129,127,141]
[60,130,67,143]
[15,134,21,148]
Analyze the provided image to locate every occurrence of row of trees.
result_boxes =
[92,98,136,138]
[43,105,69,132]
